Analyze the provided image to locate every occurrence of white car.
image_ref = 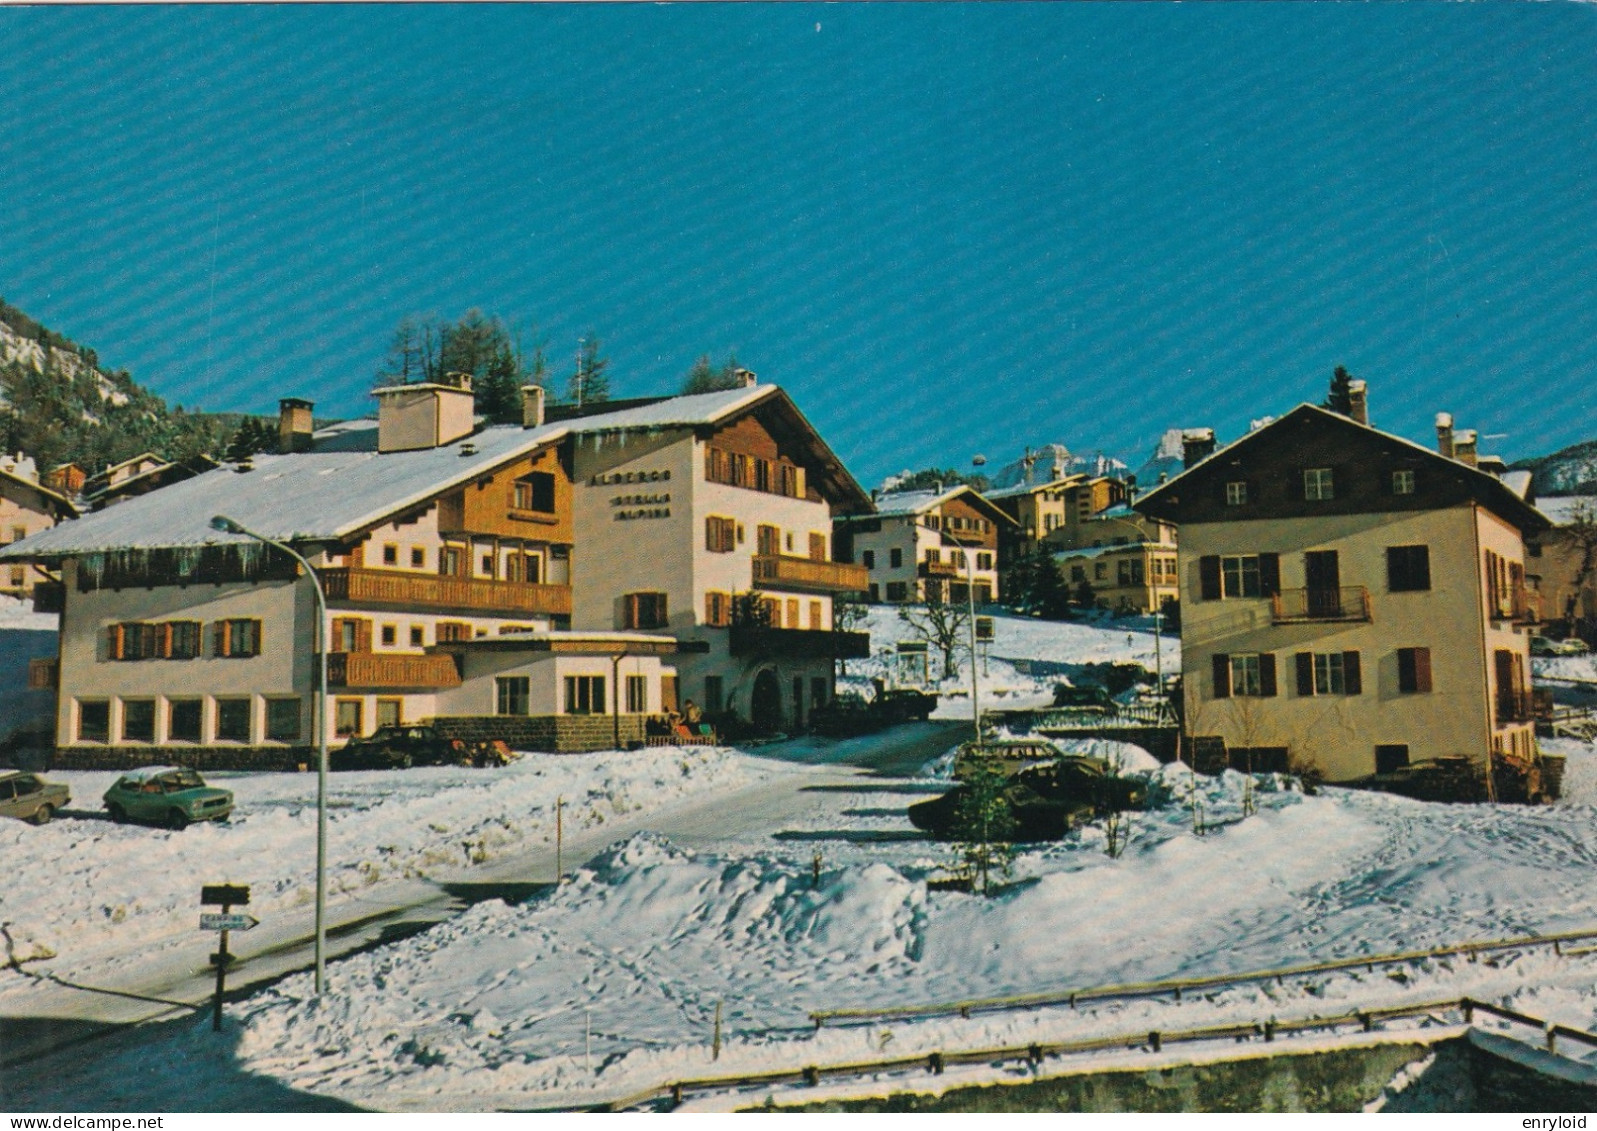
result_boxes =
[1531,635,1589,656]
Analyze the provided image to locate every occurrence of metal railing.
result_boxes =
[1270,586,1372,624]
[317,567,572,617]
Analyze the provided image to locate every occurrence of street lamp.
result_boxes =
[211,514,330,995]
[943,453,988,748]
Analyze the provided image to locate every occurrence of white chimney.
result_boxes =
[1435,412,1455,459]
[374,374,476,453]
[521,384,546,429]
[1347,380,1368,426]
[734,367,757,388]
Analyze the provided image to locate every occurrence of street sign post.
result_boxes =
[200,884,253,1031]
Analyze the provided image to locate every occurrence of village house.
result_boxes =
[2,376,874,764]
[1525,495,1597,637]
[1134,385,1555,799]
[82,451,218,511]
[833,484,1013,607]
[0,453,77,598]
[1049,502,1179,614]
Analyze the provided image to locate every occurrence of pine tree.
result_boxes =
[1032,548,1073,619]
[682,351,743,394]
[568,335,610,405]
[1324,365,1355,415]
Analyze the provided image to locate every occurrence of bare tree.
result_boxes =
[1554,500,1597,628]
[898,595,969,681]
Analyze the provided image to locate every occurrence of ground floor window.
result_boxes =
[869,583,880,602]
[626,675,647,714]
[811,677,829,710]
[704,675,725,715]
[265,698,301,742]
[169,699,203,743]
[885,581,908,602]
[335,698,364,737]
[216,698,252,742]
[564,675,605,715]
[376,698,402,728]
[1228,746,1289,774]
[121,699,156,742]
[496,676,530,716]
[975,582,993,604]
[77,700,109,743]
[1375,744,1410,774]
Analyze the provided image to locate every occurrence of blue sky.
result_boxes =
[3,4,1595,486]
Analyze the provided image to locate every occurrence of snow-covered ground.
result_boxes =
[0,746,769,986]
[840,606,1177,714]
[9,611,1597,1112]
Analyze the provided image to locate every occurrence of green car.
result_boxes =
[103,766,234,830]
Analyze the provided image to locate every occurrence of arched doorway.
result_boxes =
[751,669,783,734]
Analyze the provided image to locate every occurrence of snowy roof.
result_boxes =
[0,421,569,559]
[0,466,76,515]
[1535,496,1597,526]
[0,382,870,560]
[1500,469,1534,500]
[865,488,950,517]
[111,765,191,781]
[1052,541,1158,561]
[984,476,1083,501]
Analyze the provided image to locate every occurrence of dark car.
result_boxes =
[0,770,70,825]
[909,756,1147,842]
[332,723,506,770]
[103,767,233,829]
[809,692,876,738]
[873,688,939,723]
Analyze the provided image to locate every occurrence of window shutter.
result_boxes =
[1199,556,1222,600]
[1258,652,1277,697]
[355,619,371,653]
[1296,652,1314,696]
[1343,651,1362,695]
[1212,653,1231,699]
[213,621,227,657]
[1258,553,1281,598]
[1414,647,1432,693]
[110,624,125,660]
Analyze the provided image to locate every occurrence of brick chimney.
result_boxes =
[278,398,315,454]
[1182,428,1216,468]
[1435,413,1455,460]
[374,374,476,453]
[1347,380,1368,426]
[521,384,546,429]
[1453,428,1478,468]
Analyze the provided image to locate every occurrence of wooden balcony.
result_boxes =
[1492,586,1542,626]
[27,657,58,690]
[327,651,462,690]
[751,555,869,595]
[318,567,572,618]
[1270,586,1372,625]
[917,559,960,579]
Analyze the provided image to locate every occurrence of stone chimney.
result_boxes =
[278,398,315,454]
[1347,380,1368,426]
[1453,428,1479,468]
[521,384,546,429]
[733,367,757,388]
[374,375,476,454]
[1435,412,1454,460]
[1182,428,1216,468]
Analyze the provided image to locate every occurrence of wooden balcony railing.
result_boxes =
[751,555,870,595]
[318,567,572,617]
[327,651,462,690]
[729,625,871,660]
[26,657,58,690]
[1270,586,1372,625]
[1491,586,1542,625]
[917,559,960,578]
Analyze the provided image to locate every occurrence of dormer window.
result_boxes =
[1303,468,1335,501]
[1225,481,1248,506]
[1392,469,1415,495]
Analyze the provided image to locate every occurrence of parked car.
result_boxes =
[103,766,233,829]
[332,723,509,770]
[1531,635,1589,657]
[811,687,941,737]
[952,739,1063,780]
[0,770,70,825]
[873,687,939,723]
[909,756,1148,842]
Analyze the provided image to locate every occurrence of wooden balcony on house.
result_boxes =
[751,555,869,595]
[27,657,57,690]
[1492,586,1542,626]
[318,567,572,617]
[1270,586,1372,625]
[326,651,462,690]
[917,559,960,578]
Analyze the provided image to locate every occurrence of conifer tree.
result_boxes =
[1324,365,1355,415]
[568,335,610,405]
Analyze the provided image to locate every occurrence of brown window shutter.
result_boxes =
[110,624,125,660]
[810,532,826,562]
[213,621,227,657]
[1199,556,1222,600]
[1258,652,1277,697]
[1212,653,1231,698]
[1295,652,1314,696]
[1258,553,1281,598]
[1343,651,1362,695]
[1414,647,1432,693]
[355,619,372,653]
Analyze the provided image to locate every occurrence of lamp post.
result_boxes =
[211,514,329,995]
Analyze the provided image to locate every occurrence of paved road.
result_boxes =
[0,721,965,1074]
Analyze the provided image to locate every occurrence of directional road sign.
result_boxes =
[201,884,250,906]
[200,912,259,932]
